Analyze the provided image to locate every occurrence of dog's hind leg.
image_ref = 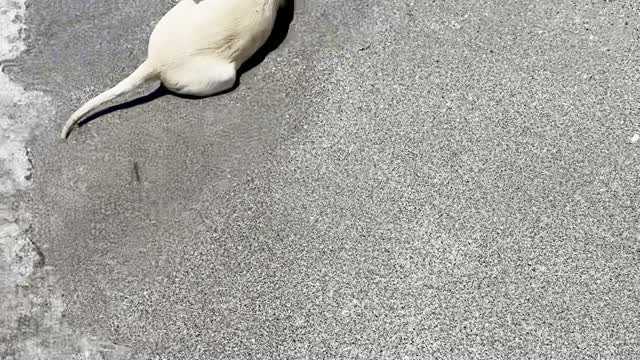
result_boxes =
[161,57,236,97]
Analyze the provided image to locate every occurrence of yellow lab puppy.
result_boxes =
[62,0,285,139]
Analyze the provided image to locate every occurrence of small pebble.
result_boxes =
[631,134,640,143]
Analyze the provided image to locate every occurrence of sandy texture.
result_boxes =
[8,0,640,358]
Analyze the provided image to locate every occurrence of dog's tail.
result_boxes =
[61,59,159,139]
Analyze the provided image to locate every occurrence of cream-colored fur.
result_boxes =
[61,0,284,139]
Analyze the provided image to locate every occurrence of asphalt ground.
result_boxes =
[7,0,640,358]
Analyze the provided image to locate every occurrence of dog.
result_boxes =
[61,0,285,139]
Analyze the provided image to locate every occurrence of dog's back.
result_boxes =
[149,0,281,70]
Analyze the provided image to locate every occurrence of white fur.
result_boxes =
[61,0,283,139]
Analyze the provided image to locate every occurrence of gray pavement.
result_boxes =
[10,0,640,358]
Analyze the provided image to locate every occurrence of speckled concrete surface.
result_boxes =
[11,0,640,358]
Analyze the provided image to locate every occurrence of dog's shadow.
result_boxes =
[78,0,295,128]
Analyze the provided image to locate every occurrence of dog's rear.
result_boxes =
[62,0,286,139]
